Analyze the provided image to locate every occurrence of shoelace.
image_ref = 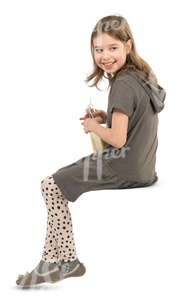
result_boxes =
[58,261,71,273]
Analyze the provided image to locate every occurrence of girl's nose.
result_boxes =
[102,51,110,60]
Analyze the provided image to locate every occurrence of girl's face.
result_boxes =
[93,33,132,74]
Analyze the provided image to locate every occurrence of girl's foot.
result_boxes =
[16,258,86,287]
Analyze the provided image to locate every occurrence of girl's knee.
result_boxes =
[40,175,54,190]
[40,175,68,202]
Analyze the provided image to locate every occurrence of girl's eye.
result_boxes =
[95,47,117,53]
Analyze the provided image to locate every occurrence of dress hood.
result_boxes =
[127,70,166,113]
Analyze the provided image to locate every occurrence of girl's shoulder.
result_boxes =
[113,70,142,86]
[110,70,151,104]
[111,70,143,93]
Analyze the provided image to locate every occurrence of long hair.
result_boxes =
[84,14,159,91]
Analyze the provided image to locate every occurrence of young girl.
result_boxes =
[16,14,166,287]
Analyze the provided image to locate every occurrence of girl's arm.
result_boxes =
[93,108,129,148]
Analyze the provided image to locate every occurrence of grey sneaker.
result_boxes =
[16,258,86,287]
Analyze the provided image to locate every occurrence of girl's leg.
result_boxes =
[40,175,78,264]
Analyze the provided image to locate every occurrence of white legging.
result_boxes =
[40,175,78,263]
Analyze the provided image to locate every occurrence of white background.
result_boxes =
[0,0,189,299]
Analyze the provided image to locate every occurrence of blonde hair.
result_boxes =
[85,14,159,91]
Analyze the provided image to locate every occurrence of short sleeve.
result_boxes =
[109,79,136,118]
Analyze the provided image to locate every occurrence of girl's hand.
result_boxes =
[79,108,107,124]
[81,118,98,134]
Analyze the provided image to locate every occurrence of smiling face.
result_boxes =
[93,33,132,74]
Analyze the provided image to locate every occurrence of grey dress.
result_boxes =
[52,70,166,202]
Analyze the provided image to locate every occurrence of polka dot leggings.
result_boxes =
[40,175,78,264]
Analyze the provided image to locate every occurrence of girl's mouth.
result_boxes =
[102,61,116,69]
